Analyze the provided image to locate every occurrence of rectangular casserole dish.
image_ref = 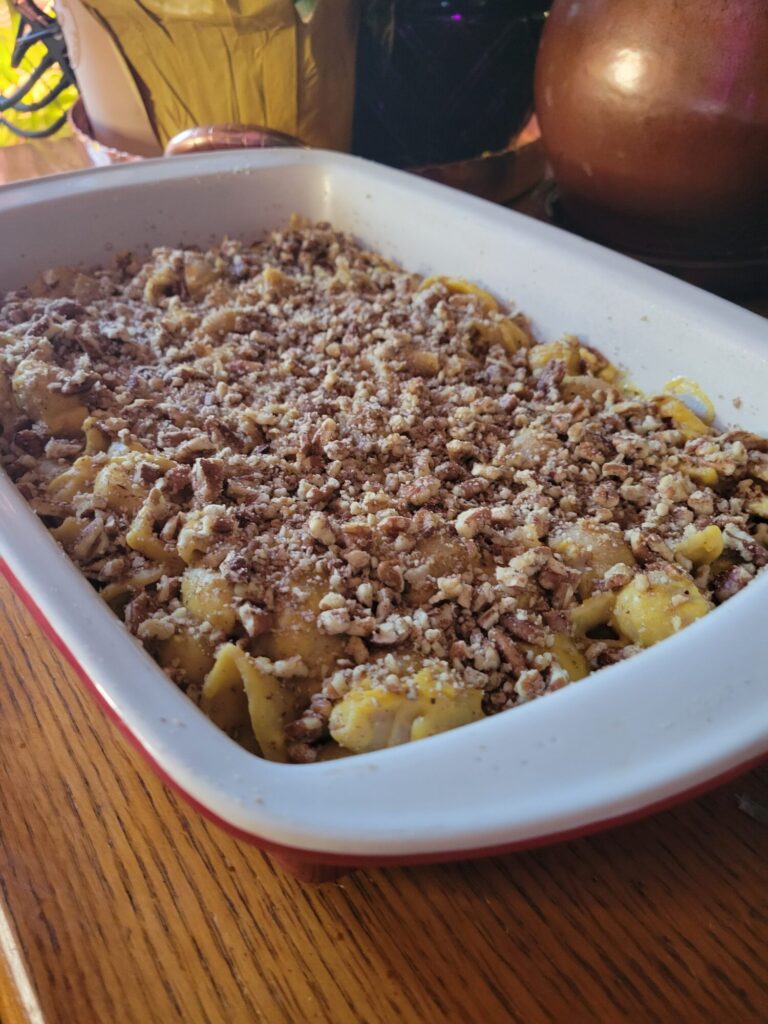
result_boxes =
[1,149,767,877]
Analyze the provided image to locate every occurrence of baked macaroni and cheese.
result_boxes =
[1,222,766,762]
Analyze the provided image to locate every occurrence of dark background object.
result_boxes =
[535,0,768,264]
[354,0,549,168]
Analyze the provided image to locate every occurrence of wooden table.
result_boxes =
[1,139,767,1024]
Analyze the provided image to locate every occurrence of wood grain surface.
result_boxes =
[0,138,87,187]
[1,576,767,1024]
[1,139,767,1024]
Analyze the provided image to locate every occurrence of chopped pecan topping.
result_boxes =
[1,221,764,764]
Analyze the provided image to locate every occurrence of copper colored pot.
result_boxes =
[164,124,304,156]
[535,0,768,260]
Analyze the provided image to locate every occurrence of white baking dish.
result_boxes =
[1,150,767,876]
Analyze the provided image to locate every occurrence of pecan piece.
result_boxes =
[455,506,491,539]
[434,461,466,482]
[500,611,547,645]
[192,457,225,504]
[124,592,153,633]
[376,560,404,592]
[379,515,412,538]
[45,437,83,460]
[308,512,336,546]
[13,428,47,457]
[712,564,753,603]
[286,741,319,764]
[370,616,412,646]
[139,461,165,485]
[238,603,274,637]
[489,628,526,674]
[49,298,86,321]
[162,464,192,495]
[723,524,768,568]
[542,609,569,633]
[534,358,565,397]
[400,476,440,507]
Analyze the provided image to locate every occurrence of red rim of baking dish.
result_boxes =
[2,555,765,877]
